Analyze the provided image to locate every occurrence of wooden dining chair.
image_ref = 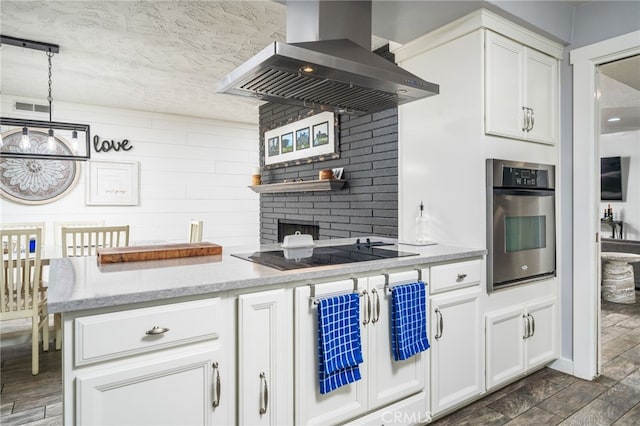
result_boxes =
[2,222,46,252]
[53,220,105,257]
[57,225,129,350]
[189,220,203,243]
[1,227,50,375]
[61,225,130,257]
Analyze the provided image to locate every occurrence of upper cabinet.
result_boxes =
[485,31,558,145]
[394,9,563,246]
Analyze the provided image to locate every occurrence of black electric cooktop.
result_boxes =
[232,240,418,271]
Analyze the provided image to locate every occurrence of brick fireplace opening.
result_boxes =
[278,220,320,243]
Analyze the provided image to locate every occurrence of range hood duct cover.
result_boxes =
[216,1,439,114]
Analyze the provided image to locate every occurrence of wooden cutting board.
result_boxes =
[97,242,222,264]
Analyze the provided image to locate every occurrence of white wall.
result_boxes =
[0,95,260,254]
[600,130,640,240]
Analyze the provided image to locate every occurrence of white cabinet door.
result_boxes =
[76,347,221,426]
[486,297,558,391]
[525,297,557,369]
[485,305,526,390]
[294,272,425,425]
[485,30,558,144]
[367,272,425,409]
[430,287,482,415]
[485,30,525,140]
[238,288,293,426]
[294,280,367,426]
[524,49,557,144]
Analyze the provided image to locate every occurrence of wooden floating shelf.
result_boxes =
[249,179,346,193]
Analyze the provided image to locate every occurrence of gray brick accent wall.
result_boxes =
[259,104,398,243]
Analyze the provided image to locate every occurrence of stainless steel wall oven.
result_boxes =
[487,159,556,292]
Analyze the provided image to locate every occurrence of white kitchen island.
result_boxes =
[47,237,558,425]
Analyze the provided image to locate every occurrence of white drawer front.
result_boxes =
[343,391,429,426]
[75,298,221,366]
[429,259,481,294]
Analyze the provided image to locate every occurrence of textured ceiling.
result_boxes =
[2,1,637,129]
[1,1,287,124]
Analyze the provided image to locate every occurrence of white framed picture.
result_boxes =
[86,160,139,205]
[263,111,337,167]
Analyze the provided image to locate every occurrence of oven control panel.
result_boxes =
[502,167,549,188]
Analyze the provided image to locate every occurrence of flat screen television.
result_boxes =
[601,156,623,201]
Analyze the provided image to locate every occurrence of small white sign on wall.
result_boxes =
[264,111,337,167]
[86,160,139,205]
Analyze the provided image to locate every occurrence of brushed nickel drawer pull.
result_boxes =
[456,273,467,281]
[145,326,169,335]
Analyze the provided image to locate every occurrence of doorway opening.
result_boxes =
[572,32,640,380]
[597,54,640,374]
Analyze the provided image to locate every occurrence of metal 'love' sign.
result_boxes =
[93,135,133,153]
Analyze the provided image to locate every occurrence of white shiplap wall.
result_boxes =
[0,95,260,253]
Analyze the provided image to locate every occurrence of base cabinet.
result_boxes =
[366,272,426,408]
[76,346,222,425]
[238,288,293,426]
[429,287,482,415]
[485,296,557,390]
[65,297,231,426]
[294,271,425,425]
[58,255,569,425]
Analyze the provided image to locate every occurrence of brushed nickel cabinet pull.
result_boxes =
[362,289,371,325]
[456,273,467,281]
[371,288,381,323]
[259,372,268,415]
[212,362,221,407]
[145,326,169,335]
[529,108,535,131]
[435,308,443,339]
[523,314,530,339]
[529,313,535,337]
[522,106,528,131]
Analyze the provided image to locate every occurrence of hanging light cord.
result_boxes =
[47,50,53,125]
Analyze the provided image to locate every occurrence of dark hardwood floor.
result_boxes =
[2,293,640,425]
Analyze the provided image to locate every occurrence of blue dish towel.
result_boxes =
[391,281,430,361]
[317,293,363,394]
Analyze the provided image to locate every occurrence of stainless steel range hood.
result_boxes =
[216,1,439,114]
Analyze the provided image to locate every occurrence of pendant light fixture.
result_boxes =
[0,34,91,161]
[46,51,56,151]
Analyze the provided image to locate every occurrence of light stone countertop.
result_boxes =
[47,237,486,314]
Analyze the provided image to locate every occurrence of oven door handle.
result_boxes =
[494,188,554,197]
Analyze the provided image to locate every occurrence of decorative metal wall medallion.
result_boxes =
[0,129,79,204]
